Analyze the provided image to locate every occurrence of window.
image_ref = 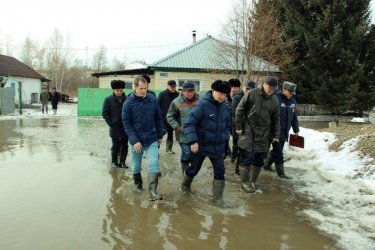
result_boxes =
[125,81,133,89]
[177,79,201,91]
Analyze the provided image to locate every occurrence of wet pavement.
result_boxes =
[0,117,337,249]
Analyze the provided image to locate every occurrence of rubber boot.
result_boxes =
[212,179,227,207]
[263,150,274,172]
[148,172,163,201]
[111,152,120,167]
[166,140,175,154]
[239,166,251,193]
[119,147,129,168]
[181,175,194,194]
[133,173,143,193]
[249,165,262,193]
[181,160,189,174]
[275,163,292,179]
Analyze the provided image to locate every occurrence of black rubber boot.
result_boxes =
[111,152,120,167]
[239,166,251,193]
[212,179,228,208]
[133,173,143,193]
[181,175,194,194]
[166,140,175,154]
[148,173,163,201]
[263,150,274,171]
[249,165,262,193]
[119,147,129,168]
[275,163,292,179]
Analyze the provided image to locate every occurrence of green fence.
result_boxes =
[78,88,163,116]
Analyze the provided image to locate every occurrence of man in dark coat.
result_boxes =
[122,76,164,200]
[235,76,280,193]
[231,80,256,175]
[263,81,300,179]
[102,80,129,168]
[182,80,231,207]
[50,87,60,115]
[158,80,179,154]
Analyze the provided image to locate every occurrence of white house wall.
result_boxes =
[4,76,42,105]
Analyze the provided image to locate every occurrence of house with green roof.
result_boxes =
[92,35,280,91]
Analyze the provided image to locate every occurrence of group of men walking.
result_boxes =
[102,75,300,206]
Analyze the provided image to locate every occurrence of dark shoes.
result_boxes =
[111,162,129,168]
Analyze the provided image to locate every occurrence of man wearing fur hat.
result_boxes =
[263,81,300,179]
[102,80,129,168]
[182,80,231,207]
[235,76,280,193]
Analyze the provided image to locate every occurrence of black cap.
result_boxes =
[211,80,231,94]
[167,80,177,87]
[142,74,151,83]
[228,78,241,87]
[182,82,195,90]
[246,80,256,89]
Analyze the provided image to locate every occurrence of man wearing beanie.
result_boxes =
[263,81,300,179]
[166,81,199,174]
[102,80,129,168]
[231,80,256,175]
[183,80,231,207]
[157,80,179,154]
[235,76,280,193]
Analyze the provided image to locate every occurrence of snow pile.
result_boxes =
[285,127,375,249]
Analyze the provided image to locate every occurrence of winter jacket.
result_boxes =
[166,93,200,144]
[122,93,163,146]
[50,92,60,105]
[102,93,128,139]
[235,84,280,153]
[40,92,50,104]
[275,91,300,142]
[183,91,231,157]
[157,89,179,116]
[231,90,245,140]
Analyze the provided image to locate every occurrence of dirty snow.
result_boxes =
[1,103,375,249]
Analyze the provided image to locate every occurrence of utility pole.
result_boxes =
[18,81,22,115]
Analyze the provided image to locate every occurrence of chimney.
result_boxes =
[192,30,196,43]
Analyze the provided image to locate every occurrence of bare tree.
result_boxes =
[111,56,126,71]
[20,36,39,68]
[92,45,108,72]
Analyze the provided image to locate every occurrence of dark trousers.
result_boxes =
[242,151,267,167]
[162,116,174,141]
[271,140,286,164]
[111,137,128,160]
[186,153,225,180]
[51,101,58,110]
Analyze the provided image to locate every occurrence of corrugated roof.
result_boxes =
[151,36,280,72]
[0,54,45,80]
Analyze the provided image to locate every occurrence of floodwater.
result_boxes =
[0,117,337,249]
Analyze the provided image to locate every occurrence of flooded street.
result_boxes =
[0,116,337,249]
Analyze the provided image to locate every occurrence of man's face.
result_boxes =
[230,87,240,97]
[263,83,277,96]
[212,90,227,103]
[167,85,176,93]
[182,89,195,100]
[113,88,123,97]
[135,81,148,97]
[283,89,293,99]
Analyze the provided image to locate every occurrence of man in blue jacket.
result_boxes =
[122,76,164,200]
[182,80,231,207]
[102,80,128,168]
[263,81,300,179]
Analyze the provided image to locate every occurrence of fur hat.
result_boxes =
[111,80,125,89]
[141,74,151,83]
[246,80,256,89]
[283,81,297,95]
[211,80,231,94]
[167,80,177,86]
[182,82,195,90]
[228,78,241,87]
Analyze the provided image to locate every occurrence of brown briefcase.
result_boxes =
[289,134,304,148]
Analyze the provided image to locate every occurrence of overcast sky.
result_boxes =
[0,0,374,65]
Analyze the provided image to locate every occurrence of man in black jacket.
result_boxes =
[102,80,129,168]
[157,80,179,154]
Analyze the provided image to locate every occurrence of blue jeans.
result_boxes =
[186,153,225,180]
[130,141,159,174]
[179,142,191,162]
[242,151,267,167]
